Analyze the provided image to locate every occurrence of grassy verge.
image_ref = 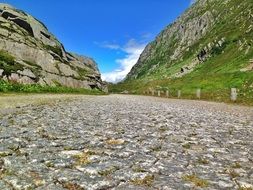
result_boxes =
[0,80,105,95]
[109,71,253,106]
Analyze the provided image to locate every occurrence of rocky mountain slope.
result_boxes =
[0,3,107,91]
[123,0,253,98]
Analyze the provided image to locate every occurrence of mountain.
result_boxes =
[0,3,107,91]
[114,0,253,103]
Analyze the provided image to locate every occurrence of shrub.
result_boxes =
[0,79,105,95]
[44,45,63,57]
[0,50,15,65]
[0,50,24,76]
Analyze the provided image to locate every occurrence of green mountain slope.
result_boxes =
[111,0,253,104]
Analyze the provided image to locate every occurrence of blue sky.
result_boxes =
[1,0,192,82]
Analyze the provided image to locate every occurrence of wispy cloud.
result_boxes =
[94,41,120,50]
[190,0,196,5]
[101,39,146,83]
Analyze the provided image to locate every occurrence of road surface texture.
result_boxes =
[0,94,253,190]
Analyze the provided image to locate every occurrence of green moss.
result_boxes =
[0,50,15,65]
[98,166,119,176]
[239,187,253,190]
[73,151,97,166]
[132,167,147,173]
[0,50,24,76]
[45,161,54,168]
[44,45,62,57]
[131,175,154,187]
[52,80,62,87]
[61,181,84,190]
[0,23,19,35]
[151,145,162,152]
[231,162,242,169]
[63,146,72,151]
[0,152,11,157]
[23,60,42,69]
[0,79,105,95]
[182,143,191,149]
[76,67,89,78]
[182,174,209,188]
[197,158,209,165]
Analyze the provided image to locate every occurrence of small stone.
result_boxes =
[218,180,234,188]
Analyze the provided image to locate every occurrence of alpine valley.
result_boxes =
[111,0,253,104]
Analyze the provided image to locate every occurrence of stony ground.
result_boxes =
[0,94,253,190]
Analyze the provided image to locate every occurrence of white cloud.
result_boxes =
[101,39,146,83]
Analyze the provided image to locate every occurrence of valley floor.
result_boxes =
[0,95,253,189]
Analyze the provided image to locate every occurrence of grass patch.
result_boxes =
[0,50,24,76]
[132,166,147,173]
[239,187,253,190]
[98,166,119,176]
[73,150,96,166]
[182,143,191,149]
[0,79,105,95]
[182,174,209,188]
[23,60,42,69]
[131,175,154,187]
[76,67,89,78]
[151,145,162,152]
[197,158,209,165]
[231,162,242,169]
[0,50,15,65]
[60,181,84,190]
[73,152,91,165]
[44,45,63,57]
[45,161,54,168]
[106,139,125,145]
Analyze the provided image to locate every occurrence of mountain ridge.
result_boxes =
[126,0,252,80]
[111,0,253,104]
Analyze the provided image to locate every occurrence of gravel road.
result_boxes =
[0,95,253,190]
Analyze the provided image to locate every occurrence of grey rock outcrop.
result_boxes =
[126,0,253,80]
[0,3,107,91]
[126,0,216,80]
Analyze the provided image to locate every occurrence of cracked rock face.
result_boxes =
[0,3,107,91]
[0,95,252,189]
[126,0,215,80]
[126,0,253,80]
